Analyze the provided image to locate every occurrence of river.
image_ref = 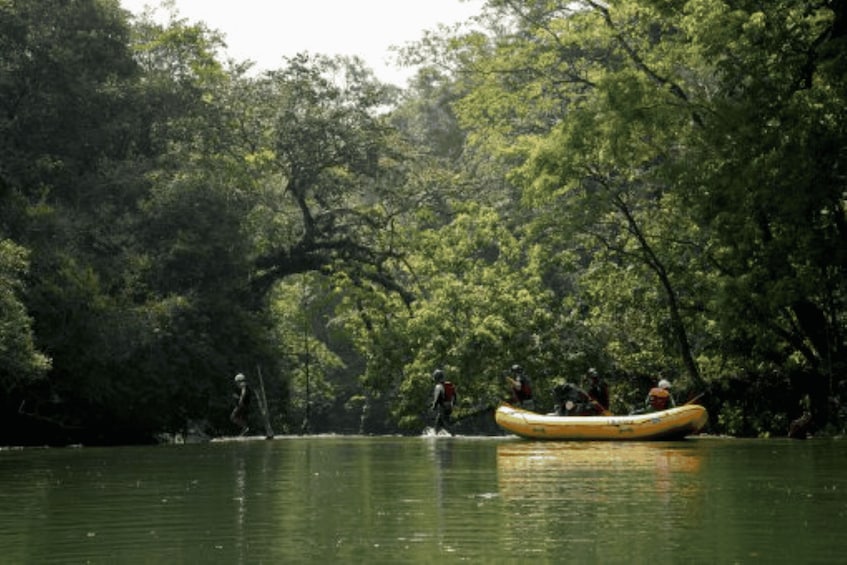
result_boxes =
[1,435,845,563]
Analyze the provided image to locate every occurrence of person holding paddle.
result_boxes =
[552,381,610,416]
[506,364,534,410]
[586,367,610,412]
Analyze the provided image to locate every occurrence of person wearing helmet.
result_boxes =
[506,364,534,410]
[430,369,456,435]
[646,377,676,412]
[230,372,252,435]
[585,367,610,412]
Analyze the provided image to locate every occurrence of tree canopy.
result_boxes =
[1,0,844,444]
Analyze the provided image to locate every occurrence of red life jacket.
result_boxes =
[648,387,671,410]
[516,378,532,401]
[442,381,456,405]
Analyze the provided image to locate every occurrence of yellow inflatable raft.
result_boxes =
[495,403,708,440]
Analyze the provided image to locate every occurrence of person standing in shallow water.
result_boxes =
[230,373,252,435]
[430,369,456,435]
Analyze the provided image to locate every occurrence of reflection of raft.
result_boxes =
[497,441,703,472]
[495,403,708,440]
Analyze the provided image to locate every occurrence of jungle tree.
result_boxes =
[416,0,846,432]
[0,0,160,443]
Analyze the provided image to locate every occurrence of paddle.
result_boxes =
[581,389,612,416]
[420,398,498,435]
[590,399,612,417]
[254,365,275,439]
[683,391,706,406]
[452,402,497,423]
[574,385,612,416]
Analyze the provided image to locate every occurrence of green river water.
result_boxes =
[1,435,845,563]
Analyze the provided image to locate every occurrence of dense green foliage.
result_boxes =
[0,0,844,444]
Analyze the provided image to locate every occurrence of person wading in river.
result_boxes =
[430,369,456,435]
[230,373,252,435]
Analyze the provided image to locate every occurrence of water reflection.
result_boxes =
[426,439,451,550]
[426,438,453,507]
[494,440,709,559]
[497,440,703,473]
[497,441,703,500]
[232,449,247,564]
[2,438,846,563]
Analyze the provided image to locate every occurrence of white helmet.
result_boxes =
[658,379,671,390]
[234,373,246,383]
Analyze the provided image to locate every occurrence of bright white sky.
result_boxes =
[120,0,485,85]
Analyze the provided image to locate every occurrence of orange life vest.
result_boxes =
[648,387,671,410]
